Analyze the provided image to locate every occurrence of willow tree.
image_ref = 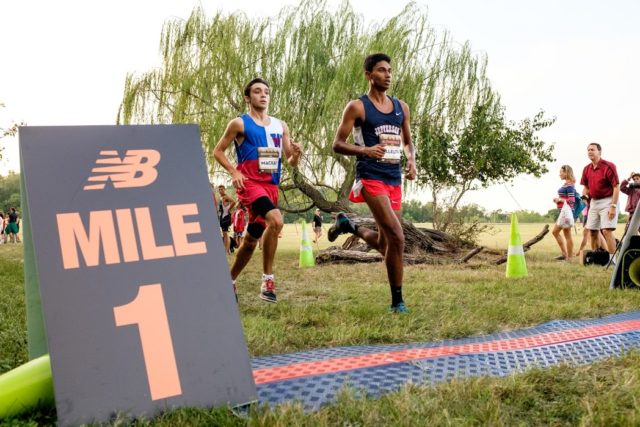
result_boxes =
[118,0,524,219]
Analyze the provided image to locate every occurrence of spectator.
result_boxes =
[0,212,5,244]
[312,208,322,243]
[551,165,576,261]
[217,185,236,254]
[576,199,609,256]
[580,143,619,261]
[620,171,640,234]
[6,207,20,243]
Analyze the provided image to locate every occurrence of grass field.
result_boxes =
[2,221,640,426]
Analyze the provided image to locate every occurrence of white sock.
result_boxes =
[262,273,274,281]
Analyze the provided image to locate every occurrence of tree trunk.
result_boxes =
[316,216,466,265]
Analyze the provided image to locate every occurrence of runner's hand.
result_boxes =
[365,144,386,159]
[231,170,246,189]
[404,158,417,180]
[290,140,302,158]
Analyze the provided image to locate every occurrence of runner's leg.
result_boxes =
[361,188,404,302]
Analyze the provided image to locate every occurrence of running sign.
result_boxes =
[19,126,256,426]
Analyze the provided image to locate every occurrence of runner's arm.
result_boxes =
[281,121,302,167]
[213,118,246,189]
[400,100,416,180]
[332,101,384,159]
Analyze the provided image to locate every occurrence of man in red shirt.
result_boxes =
[580,142,620,256]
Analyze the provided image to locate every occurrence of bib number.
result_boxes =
[378,134,402,164]
[258,147,280,173]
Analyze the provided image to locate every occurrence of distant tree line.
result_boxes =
[282,198,570,225]
[2,174,626,226]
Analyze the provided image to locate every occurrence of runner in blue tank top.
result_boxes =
[213,78,302,303]
[329,53,417,313]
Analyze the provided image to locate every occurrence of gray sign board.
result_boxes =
[20,125,256,426]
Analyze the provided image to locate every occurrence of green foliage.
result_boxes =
[419,105,555,232]
[0,102,24,162]
[0,172,20,213]
[118,0,529,215]
[401,199,434,222]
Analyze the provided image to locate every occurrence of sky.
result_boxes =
[1,0,638,214]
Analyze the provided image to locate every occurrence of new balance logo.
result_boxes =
[84,150,161,190]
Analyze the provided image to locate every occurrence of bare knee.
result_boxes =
[382,225,404,249]
[265,211,284,233]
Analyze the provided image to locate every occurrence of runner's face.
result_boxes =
[587,144,600,162]
[633,176,640,184]
[246,83,270,110]
[367,61,392,90]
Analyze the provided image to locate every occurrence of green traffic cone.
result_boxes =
[506,213,528,278]
[299,220,315,268]
[0,354,54,419]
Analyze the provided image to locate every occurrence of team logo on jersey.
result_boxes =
[84,149,161,190]
[270,133,282,148]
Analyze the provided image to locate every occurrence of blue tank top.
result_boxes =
[353,95,403,185]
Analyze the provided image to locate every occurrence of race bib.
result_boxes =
[378,134,402,164]
[258,147,280,173]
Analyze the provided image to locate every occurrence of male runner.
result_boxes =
[217,185,236,254]
[329,53,417,313]
[213,78,302,302]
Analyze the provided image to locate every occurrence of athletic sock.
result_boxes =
[391,286,403,306]
[262,273,274,282]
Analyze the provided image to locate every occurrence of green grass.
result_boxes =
[2,222,640,426]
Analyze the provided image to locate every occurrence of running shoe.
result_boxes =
[260,278,277,303]
[389,302,409,314]
[553,255,565,261]
[327,212,357,242]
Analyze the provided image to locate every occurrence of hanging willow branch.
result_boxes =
[118,0,506,214]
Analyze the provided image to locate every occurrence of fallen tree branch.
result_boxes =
[316,249,439,265]
[458,246,484,264]
[495,224,550,265]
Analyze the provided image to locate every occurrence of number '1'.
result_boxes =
[114,284,182,400]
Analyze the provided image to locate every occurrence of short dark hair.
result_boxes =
[588,142,602,152]
[244,78,270,97]
[364,53,391,72]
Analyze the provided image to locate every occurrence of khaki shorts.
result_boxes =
[586,197,618,230]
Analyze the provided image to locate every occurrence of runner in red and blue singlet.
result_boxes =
[213,78,302,303]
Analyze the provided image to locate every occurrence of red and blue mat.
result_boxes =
[252,311,640,409]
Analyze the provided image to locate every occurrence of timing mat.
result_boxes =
[252,311,640,410]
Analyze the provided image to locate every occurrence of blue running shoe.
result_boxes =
[327,212,357,242]
[389,302,409,314]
